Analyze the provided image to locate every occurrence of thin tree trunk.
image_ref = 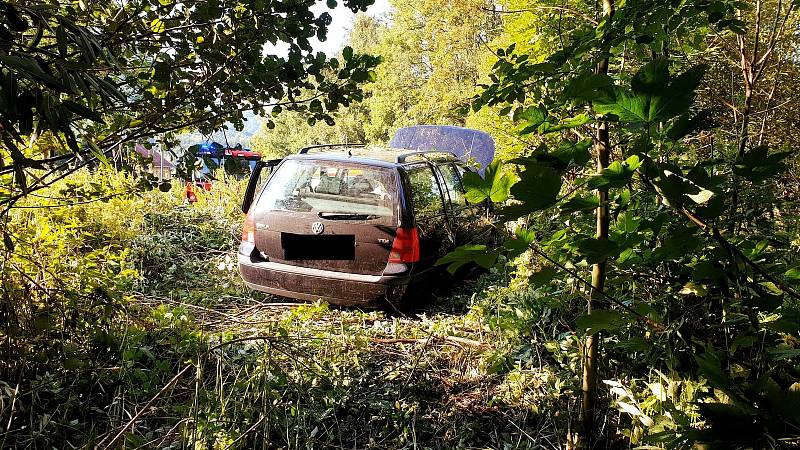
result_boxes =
[737,76,754,158]
[581,0,614,444]
[729,0,795,231]
[758,58,782,146]
[730,2,758,231]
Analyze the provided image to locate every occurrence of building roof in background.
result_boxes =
[135,144,175,168]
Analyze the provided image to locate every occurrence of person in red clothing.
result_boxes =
[184,182,198,204]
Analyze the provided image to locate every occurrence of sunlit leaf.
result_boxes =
[687,188,714,204]
[462,160,516,204]
[150,18,165,33]
[679,282,708,296]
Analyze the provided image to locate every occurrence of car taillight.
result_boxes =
[389,227,420,263]
[242,209,255,244]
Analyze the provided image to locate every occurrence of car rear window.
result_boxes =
[257,159,398,223]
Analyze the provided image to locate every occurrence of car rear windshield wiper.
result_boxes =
[318,212,380,220]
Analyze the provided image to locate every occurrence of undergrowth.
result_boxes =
[0,169,581,449]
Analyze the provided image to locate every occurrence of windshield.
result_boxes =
[258,159,398,223]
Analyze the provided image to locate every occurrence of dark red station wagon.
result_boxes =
[238,128,494,307]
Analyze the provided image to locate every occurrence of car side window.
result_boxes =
[454,163,470,178]
[407,166,445,219]
[438,163,466,206]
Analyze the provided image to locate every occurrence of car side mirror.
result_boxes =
[241,159,281,213]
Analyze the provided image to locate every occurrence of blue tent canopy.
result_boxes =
[389,125,495,174]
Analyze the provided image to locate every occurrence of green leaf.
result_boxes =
[463,160,515,204]
[765,317,800,334]
[594,63,707,124]
[0,55,67,92]
[733,146,793,182]
[785,267,800,281]
[615,212,641,234]
[504,227,536,258]
[587,155,640,189]
[560,196,598,214]
[86,141,111,167]
[653,228,701,261]
[510,140,590,171]
[529,266,557,285]
[3,232,14,252]
[62,100,105,124]
[577,309,629,335]
[614,338,649,353]
[650,65,706,121]
[342,46,354,60]
[678,282,708,296]
[692,261,726,283]
[576,238,620,264]
[515,105,549,135]
[631,58,670,95]
[436,244,500,274]
[695,352,734,392]
[546,113,592,133]
[150,18,165,33]
[501,164,562,218]
[666,110,713,140]
[594,88,648,122]
[563,73,614,101]
[767,347,800,361]
[551,139,591,167]
[687,188,714,204]
[697,402,754,430]
[153,62,172,83]
[652,166,717,208]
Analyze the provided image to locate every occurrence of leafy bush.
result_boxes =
[1,168,570,449]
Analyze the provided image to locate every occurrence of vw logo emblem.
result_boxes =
[311,222,325,235]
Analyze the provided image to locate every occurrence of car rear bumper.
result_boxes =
[238,253,409,306]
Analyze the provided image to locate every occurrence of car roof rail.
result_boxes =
[298,143,367,154]
[395,150,458,164]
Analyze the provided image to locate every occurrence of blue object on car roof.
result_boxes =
[196,142,225,157]
[389,125,495,174]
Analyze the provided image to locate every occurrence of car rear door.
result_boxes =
[436,162,476,246]
[251,159,399,276]
[404,164,452,270]
[451,163,492,244]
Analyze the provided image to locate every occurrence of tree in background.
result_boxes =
[0,0,380,218]
[466,0,598,160]
[249,0,500,154]
[693,0,800,233]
